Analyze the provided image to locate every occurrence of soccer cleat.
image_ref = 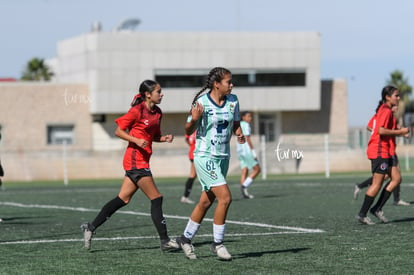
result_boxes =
[241,186,254,199]
[353,184,361,200]
[180,196,195,204]
[176,236,197,260]
[370,209,388,223]
[80,222,94,250]
[393,199,410,206]
[211,243,232,261]
[0,218,3,222]
[160,238,180,251]
[356,215,375,225]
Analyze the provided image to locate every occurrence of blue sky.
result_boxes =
[1,0,413,127]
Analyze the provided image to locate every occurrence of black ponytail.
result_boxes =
[131,80,159,106]
[191,67,231,105]
[375,85,397,113]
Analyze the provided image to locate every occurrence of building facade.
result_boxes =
[0,31,353,181]
[51,31,328,149]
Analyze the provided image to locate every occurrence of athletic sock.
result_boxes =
[358,195,375,217]
[392,184,401,202]
[150,196,169,241]
[91,196,127,230]
[213,223,226,244]
[184,177,195,197]
[372,189,392,212]
[357,177,372,189]
[183,219,201,241]
[242,177,253,188]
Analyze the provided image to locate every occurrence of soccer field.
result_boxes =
[1,173,413,274]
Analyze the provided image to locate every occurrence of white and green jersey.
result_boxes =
[187,93,240,159]
[236,120,252,156]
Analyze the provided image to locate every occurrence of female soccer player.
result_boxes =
[176,67,245,260]
[80,80,179,251]
[237,111,261,199]
[354,106,409,206]
[356,86,409,225]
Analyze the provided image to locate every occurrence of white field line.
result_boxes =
[0,201,325,233]
[0,201,324,245]
[0,232,317,245]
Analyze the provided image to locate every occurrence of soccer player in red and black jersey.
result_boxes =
[81,80,179,251]
[354,106,410,206]
[356,86,409,225]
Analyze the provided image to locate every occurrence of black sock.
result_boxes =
[184,177,195,197]
[179,235,191,244]
[372,189,392,212]
[359,195,375,217]
[151,197,168,241]
[91,196,127,230]
[393,185,401,202]
[357,177,372,189]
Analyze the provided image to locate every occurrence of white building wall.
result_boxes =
[55,31,320,114]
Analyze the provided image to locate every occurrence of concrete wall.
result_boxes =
[0,83,92,151]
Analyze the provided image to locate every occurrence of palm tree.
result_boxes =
[386,70,412,126]
[21,58,54,81]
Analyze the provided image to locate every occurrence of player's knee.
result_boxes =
[218,196,232,207]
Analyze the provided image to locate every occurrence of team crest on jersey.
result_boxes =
[380,162,388,171]
[209,171,218,180]
[229,103,235,113]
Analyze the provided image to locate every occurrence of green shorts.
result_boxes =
[238,152,259,169]
[194,156,229,191]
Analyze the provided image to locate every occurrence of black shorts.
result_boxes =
[0,162,4,177]
[370,157,392,174]
[391,155,399,167]
[125,168,152,184]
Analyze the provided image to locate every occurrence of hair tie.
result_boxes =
[131,93,141,105]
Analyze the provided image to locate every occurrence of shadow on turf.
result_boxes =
[235,194,284,201]
[389,216,414,223]
[234,247,310,259]
[0,216,51,224]
[87,240,232,254]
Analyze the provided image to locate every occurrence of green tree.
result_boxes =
[21,57,54,81]
[386,70,412,125]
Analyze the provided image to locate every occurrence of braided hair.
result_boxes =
[131,80,159,107]
[191,67,231,105]
[375,85,397,113]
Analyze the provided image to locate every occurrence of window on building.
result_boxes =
[155,69,306,88]
[259,115,276,142]
[47,125,74,145]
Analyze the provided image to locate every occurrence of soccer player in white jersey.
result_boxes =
[237,111,261,199]
[176,67,245,260]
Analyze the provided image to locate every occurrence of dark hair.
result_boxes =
[241,111,252,118]
[131,79,160,106]
[375,85,397,113]
[191,67,232,105]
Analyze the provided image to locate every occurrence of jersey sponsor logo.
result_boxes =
[143,119,149,125]
[210,137,229,146]
[216,120,229,133]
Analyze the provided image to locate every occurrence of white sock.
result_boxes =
[183,219,201,240]
[242,177,253,188]
[213,223,226,244]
